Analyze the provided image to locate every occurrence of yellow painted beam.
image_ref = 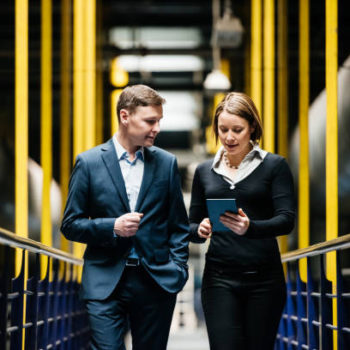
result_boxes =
[325,0,338,347]
[298,0,310,283]
[15,1,29,347]
[73,0,86,266]
[250,0,262,116]
[95,0,104,145]
[263,0,275,153]
[277,0,288,159]
[85,0,96,150]
[60,0,72,253]
[15,0,29,273]
[277,0,288,255]
[40,0,53,278]
[73,0,85,159]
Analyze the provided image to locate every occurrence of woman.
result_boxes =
[189,92,295,350]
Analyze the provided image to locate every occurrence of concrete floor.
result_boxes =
[168,327,210,350]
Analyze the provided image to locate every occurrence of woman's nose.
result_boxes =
[226,131,235,140]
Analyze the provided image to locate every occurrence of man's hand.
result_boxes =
[198,218,212,239]
[220,208,250,236]
[114,212,144,237]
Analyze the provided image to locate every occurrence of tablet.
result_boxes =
[206,199,238,232]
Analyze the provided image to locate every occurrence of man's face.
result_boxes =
[122,105,163,148]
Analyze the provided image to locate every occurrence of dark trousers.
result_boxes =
[201,262,286,350]
[85,265,177,350]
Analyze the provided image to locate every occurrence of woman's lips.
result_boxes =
[226,144,238,149]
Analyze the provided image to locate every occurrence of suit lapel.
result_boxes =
[101,139,131,212]
[134,147,157,212]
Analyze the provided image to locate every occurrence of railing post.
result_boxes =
[320,254,333,349]
[296,269,307,348]
[0,246,10,348]
[25,253,40,349]
[10,249,25,350]
[306,257,318,349]
[38,257,51,349]
[285,264,294,348]
[336,251,344,350]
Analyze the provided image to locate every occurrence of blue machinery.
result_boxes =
[1,227,349,349]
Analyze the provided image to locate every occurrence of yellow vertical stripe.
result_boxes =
[277,0,288,254]
[60,0,72,253]
[15,1,29,347]
[73,0,85,160]
[73,0,85,265]
[40,0,53,278]
[263,0,275,153]
[96,1,104,145]
[277,0,288,159]
[85,0,96,150]
[325,0,338,348]
[250,0,262,116]
[15,0,29,272]
[298,0,310,282]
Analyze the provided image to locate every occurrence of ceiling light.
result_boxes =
[203,69,231,91]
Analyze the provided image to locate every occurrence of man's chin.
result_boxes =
[144,138,155,146]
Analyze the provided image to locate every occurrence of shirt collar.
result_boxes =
[113,134,144,162]
[211,141,266,169]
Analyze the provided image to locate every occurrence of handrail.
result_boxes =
[0,227,83,265]
[281,232,350,262]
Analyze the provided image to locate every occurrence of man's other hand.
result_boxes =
[114,213,144,237]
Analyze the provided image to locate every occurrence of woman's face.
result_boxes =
[217,111,254,157]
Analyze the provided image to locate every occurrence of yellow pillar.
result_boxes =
[40,0,53,277]
[73,0,86,265]
[60,0,72,253]
[85,0,96,150]
[95,0,104,145]
[263,0,275,153]
[15,0,29,272]
[325,0,338,348]
[15,1,29,347]
[277,0,289,254]
[277,0,288,159]
[250,0,262,116]
[298,0,310,282]
[73,0,85,160]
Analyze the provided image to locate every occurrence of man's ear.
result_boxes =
[119,109,129,126]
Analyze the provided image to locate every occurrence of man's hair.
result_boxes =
[117,84,166,120]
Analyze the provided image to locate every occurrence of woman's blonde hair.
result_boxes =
[212,92,263,143]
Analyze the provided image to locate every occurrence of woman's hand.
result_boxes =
[198,218,212,239]
[220,208,250,236]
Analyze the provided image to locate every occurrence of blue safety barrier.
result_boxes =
[0,229,90,349]
[275,235,350,349]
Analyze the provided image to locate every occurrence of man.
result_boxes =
[61,85,189,349]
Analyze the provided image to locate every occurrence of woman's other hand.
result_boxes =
[198,218,212,239]
[220,208,250,236]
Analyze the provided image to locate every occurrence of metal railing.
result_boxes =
[276,233,350,350]
[0,227,90,349]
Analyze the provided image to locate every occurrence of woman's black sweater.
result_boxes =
[189,153,295,268]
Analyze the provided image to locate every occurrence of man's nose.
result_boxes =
[153,121,160,133]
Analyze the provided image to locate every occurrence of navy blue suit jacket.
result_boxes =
[61,139,189,300]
